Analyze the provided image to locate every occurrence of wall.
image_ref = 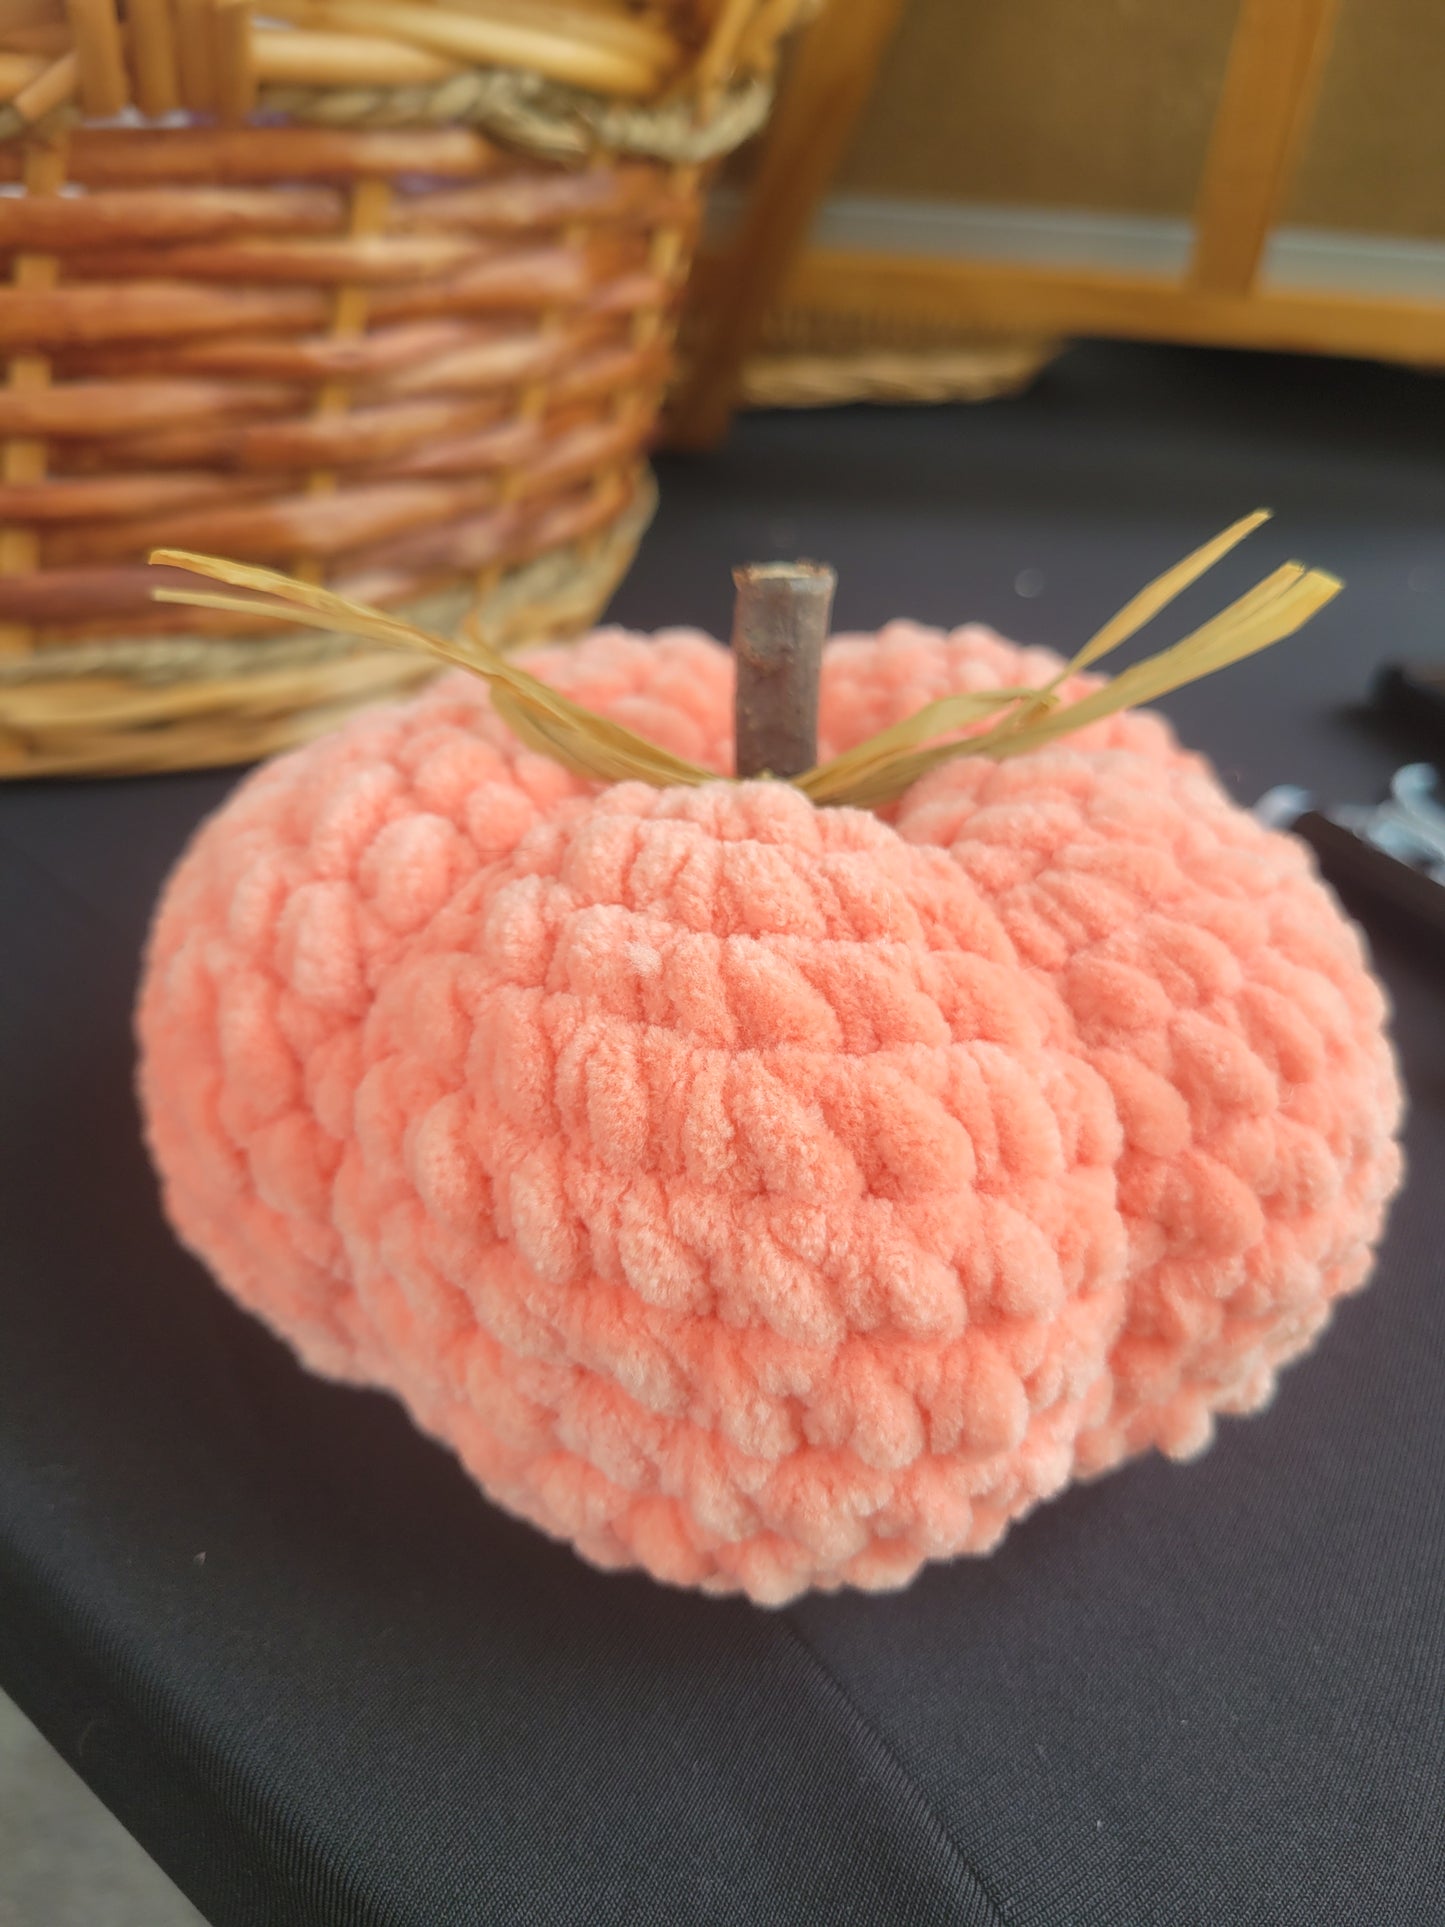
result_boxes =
[828,0,1445,241]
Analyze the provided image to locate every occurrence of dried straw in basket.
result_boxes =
[152,510,1342,809]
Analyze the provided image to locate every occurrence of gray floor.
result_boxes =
[0,1690,204,1927]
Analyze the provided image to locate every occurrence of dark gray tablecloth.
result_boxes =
[3,344,1442,1926]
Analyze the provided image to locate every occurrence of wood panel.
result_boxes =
[1190,0,1341,291]
[775,249,1445,366]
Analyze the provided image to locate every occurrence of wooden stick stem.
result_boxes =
[731,558,834,779]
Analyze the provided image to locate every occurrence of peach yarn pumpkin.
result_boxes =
[136,621,1403,1604]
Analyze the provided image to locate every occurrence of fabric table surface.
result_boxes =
[2,343,1442,1926]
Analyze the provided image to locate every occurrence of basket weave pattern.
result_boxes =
[0,0,795,775]
[0,126,691,644]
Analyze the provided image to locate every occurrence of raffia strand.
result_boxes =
[151,510,1341,811]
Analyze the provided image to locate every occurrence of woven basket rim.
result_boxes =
[0,68,775,166]
[252,68,775,165]
[0,1,803,162]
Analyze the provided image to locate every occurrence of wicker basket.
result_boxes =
[0,0,804,777]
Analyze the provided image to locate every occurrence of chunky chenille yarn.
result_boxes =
[137,621,1403,1603]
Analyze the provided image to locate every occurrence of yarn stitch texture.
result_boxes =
[137,622,1404,1603]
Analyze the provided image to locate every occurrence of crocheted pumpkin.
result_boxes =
[137,608,1403,1603]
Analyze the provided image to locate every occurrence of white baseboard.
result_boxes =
[708,190,1445,301]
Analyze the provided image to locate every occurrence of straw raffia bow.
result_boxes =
[151,509,1339,812]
